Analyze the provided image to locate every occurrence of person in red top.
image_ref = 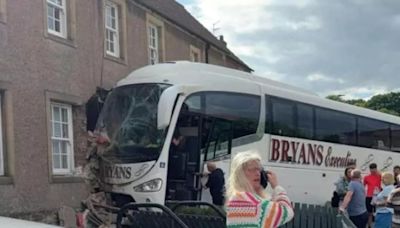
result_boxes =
[363,163,381,228]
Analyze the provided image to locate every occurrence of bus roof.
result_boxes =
[118,61,316,95]
[117,61,400,125]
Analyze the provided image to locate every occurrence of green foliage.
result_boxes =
[367,92,400,115]
[326,95,345,102]
[326,92,400,116]
[346,99,367,107]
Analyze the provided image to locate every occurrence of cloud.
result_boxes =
[179,0,400,99]
[307,73,344,84]
[326,87,389,100]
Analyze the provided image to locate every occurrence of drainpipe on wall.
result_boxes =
[205,43,210,63]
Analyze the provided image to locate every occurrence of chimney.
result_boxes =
[219,35,227,46]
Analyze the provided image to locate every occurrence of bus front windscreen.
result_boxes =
[96,83,171,164]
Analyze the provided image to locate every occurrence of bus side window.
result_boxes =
[391,124,400,152]
[297,103,314,139]
[358,117,390,149]
[270,97,296,137]
[204,117,232,161]
[315,108,356,145]
[205,92,260,142]
[186,92,261,152]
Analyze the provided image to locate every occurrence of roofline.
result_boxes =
[131,0,253,72]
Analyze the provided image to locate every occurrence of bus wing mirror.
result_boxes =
[157,86,184,130]
[157,85,200,129]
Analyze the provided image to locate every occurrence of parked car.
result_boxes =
[0,216,60,227]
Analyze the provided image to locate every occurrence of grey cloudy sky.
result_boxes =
[177,0,400,99]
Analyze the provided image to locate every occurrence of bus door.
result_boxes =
[203,117,233,161]
[166,111,203,201]
[165,106,234,203]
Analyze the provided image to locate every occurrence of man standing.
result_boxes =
[394,165,400,186]
[204,162,225,206]
[340,169,369,228]
[364,163,382,228]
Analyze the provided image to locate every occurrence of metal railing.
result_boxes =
[337,213,357,228]
[116,203,189,228]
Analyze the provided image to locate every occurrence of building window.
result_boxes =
[105,1,120,57]
[0,0,6,23]
[146,13,164,65]
[47,0,67,38]
[190,46,201,62]
[148,24,159,64]
[51,102,74,175]
[0,95,3,176]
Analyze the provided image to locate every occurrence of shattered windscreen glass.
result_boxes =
[97,83,171,163]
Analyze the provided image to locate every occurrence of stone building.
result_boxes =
[0,0,251,217]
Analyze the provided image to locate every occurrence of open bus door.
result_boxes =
[165,108,233,203]
[166,112,202,201]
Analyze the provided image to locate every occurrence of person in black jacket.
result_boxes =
[204,162,225,206]
[394,165,400,186]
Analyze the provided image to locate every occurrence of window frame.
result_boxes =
[190,45,201,62]
[105,0,120,58]
[0,85,15,184]
[50,102,74,175]
[148,24,159,64]
[46,0,67,38]
[0,0,7,24]
[146,13,165,65]
[0,95,3,176]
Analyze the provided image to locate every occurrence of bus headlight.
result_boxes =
[133,178,163,192]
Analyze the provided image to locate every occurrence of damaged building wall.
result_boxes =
[0,0,96,215]
[0,0,250,219]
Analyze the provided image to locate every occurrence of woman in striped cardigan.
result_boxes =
[226,151,294,228]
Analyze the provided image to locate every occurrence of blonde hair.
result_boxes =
[227,151,262,199]
[382,172,395,186]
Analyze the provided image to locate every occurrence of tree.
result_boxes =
[346,99,367,108]
[326,95,345,102]
[326,95,367,108]
[326,92,400,116]
[366,92,400,115]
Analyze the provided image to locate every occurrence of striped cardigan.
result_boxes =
[226,186,294,228]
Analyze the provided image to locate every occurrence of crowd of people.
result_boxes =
[204,152,400,228]
[333,163,400,228]
[205,153,400,228]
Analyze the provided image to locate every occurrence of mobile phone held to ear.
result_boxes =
[260,169,268,188]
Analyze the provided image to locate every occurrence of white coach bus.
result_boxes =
[96,61,400,206]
